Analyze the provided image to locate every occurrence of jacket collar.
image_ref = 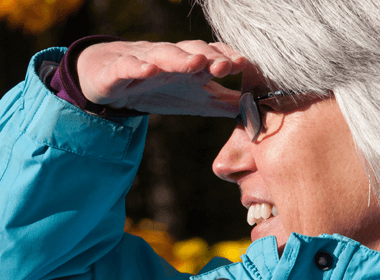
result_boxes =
[193,233,380,280]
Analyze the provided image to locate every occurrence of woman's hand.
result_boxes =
[77,40,246,117]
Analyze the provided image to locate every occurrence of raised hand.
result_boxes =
[77,40,246,117]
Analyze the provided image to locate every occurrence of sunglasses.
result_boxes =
[237,90,296,142]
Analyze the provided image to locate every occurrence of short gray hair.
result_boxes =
[198,0,380,204]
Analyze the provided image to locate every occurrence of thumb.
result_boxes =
[202,80,240,107]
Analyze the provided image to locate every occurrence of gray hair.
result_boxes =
[198,0,380,204]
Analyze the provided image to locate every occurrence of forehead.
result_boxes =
[241,64,276,98]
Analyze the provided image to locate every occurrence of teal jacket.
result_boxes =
[1,47,380,280]
[194,233,380,280]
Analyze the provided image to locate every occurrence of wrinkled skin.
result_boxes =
[77,40,245,108]
[213,65,380,255]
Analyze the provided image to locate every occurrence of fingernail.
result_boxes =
[141,63,153,70]
[212,57,230,65]
[188,54,196,60]
[231,55,244,61]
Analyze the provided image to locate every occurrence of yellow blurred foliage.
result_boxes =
[125,218,251,275]
[126,218,177,264]
[211,240,252,263]
[172,238,210,273]
[0,0,84,33]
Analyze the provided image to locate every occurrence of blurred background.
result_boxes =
[0,0,251,273]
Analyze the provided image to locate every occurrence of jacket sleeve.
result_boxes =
[0,47,191,280]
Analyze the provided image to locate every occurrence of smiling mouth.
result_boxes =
[247,203,278,226]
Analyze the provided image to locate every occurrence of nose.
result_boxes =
[212,123,256,183]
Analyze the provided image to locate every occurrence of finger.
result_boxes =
[202,80,240,107]
[209,42,247,74]
[145,43,209,74]
[176,40,233,78]
[113,55,161,80]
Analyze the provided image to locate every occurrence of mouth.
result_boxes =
[247,203,278,226]
[246,203,280,242]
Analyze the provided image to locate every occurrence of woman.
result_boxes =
[200,0,380,278]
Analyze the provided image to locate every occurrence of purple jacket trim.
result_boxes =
[50,35,148,118]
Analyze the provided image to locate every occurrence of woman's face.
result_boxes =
[213,67,380,253]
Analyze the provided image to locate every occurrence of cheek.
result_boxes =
[253,136,309,234]
[251,106,370,237]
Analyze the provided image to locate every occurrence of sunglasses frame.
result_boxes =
[238,90,296,142]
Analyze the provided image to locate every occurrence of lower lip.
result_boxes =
[250,215,281,242]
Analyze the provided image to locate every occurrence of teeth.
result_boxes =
[247,203,277,226]
[261,203,271,219]
[247,204,256,226]
[254,204,261,219]
[272,205,278,216]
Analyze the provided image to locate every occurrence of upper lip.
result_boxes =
[238,174,275,209]
[241,194,275,209]
[239,182,275,209]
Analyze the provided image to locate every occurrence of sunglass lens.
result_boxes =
[239,93,261,141]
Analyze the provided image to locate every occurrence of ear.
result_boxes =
[255,111,285,142]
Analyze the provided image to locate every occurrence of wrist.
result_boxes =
[50,35,148,118]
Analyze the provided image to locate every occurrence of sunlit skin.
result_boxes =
[78,41,245,107]
[213,65,380,256]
